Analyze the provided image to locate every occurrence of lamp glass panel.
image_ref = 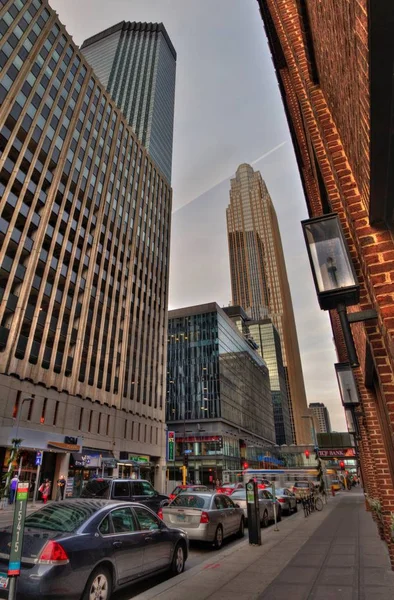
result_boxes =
[304,218,357,293]
[345,409,356,434]
[336,365,359,406]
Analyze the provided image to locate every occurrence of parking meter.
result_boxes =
[246,479,261,545]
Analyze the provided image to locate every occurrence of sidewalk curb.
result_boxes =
[130,496,340,600]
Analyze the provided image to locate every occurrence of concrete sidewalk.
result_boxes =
[132,491,394,600]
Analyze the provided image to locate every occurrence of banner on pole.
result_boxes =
[8,482,29,576]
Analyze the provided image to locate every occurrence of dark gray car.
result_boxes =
[80,478,169,513]
[0,500,188,600]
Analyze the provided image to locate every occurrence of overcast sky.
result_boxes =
[51,0,346,431]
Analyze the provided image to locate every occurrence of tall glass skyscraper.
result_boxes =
[0,0,171,492]
[227,163,310,444]
[81,21,176,184]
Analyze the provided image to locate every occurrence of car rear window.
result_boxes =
[25,503,97,533]
[171,494,210,509]
[231,490,246,499]
[81,479,111,498]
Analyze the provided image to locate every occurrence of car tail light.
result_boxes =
[157,508,163,520]
[278,498,285,503]
[38,541,69,564]
[200,511,210,524]
[216,488,224,493]
[169,494,175,500]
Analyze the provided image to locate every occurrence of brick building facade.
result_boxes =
[257,0,394,564]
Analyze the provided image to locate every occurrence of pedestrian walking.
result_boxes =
[9,474,18,504]
[57,475,66,500]
[39,479,51,504]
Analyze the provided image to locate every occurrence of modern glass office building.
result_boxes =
[81,21,176,184]
[166,303,276,484]
[227,163,310,444]
[249,320,293,445]
[0,0,171,493]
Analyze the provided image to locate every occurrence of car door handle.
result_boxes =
[112,541,122,548]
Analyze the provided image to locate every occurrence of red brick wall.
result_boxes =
[306,0,370,212]
[262,0,394,565]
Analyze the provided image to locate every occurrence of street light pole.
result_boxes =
[302,415,317,449]
[1,397,33,509]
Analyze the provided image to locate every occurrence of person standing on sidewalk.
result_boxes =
[40,479,51,504]
[9,474,18,504]
[57,475,66,500]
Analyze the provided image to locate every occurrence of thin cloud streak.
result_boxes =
[172,141,287,215]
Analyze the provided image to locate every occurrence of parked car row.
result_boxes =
[0,479,300,600]
[0,499,187,600]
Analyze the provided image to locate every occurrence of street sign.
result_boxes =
[35,451,42,466]
[167,431,175,462]
[8,483,29,576]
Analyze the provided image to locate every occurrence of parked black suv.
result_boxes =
[80,478,169,513]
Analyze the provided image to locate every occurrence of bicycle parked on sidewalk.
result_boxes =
[302,492,324,517]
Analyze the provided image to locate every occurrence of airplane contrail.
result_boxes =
[251,141,287,165]
[173,141,287,214]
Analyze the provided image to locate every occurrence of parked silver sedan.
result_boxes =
[231,489,282,527]
[159,492,244,549]
[275,487,298,515]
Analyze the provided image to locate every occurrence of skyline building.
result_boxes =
[166,302,276,483]
[223,306,293,446]
[309,403,331,434]
[226,163,310,444]
[0,0,171,493]
[81,20,176,184]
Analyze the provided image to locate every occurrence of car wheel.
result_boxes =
[213,525,223,549]
[82,565,112,600]
[261,511,269,528]
[170,543,185,575]
[237,517,245,538]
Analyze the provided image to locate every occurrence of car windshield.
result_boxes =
[231,490,246,499]
[81,479,111,498]
[171,494,210,509]
[25,503,97,532]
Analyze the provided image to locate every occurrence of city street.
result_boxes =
[0,502,292,600]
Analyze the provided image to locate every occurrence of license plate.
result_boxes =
[0,573,8,589]
[176,514,186,521]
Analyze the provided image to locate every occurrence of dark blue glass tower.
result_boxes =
[81,21,176,183]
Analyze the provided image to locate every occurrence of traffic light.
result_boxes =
[305,450,310,459]
[339,461,345,470]
[183,453,189,468]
